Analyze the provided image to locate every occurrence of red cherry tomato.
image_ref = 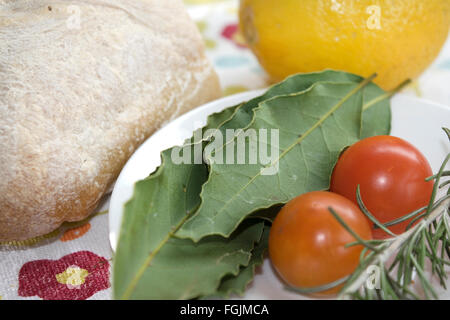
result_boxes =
[269,191,372,295]
[330,135,434,239]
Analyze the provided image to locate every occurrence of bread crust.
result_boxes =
[0,0,221,240]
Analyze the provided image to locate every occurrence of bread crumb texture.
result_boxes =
[0,0,221,240]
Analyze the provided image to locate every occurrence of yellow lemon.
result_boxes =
[239,0,450,90]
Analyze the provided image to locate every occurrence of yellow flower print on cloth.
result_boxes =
[55,266,89,289]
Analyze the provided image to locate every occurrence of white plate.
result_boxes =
[109,90,450,299]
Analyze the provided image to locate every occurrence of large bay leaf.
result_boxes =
[113,72,388,299]
[114,71,371,299]
[176,81,370,240]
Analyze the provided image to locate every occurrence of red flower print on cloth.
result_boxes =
[18,251,109,300]
[221,23,247,48]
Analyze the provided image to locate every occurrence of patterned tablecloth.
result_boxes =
[1,0,449,300]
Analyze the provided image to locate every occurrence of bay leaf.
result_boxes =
[176,81,371,241]
[218,70,390,138]
[117,220,264,299]
[113,104,238,299]
[204,104,241,130]
[248,204,283,222]
[200,70,380,142]
[113,71,388,299]
[211,225,270,298]
[113,150,208,299]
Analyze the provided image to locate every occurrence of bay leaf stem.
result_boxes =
[362,78,411,111]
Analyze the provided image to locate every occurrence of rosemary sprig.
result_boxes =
[336,128,450,300]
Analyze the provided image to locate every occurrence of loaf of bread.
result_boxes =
[0,0,221,240]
